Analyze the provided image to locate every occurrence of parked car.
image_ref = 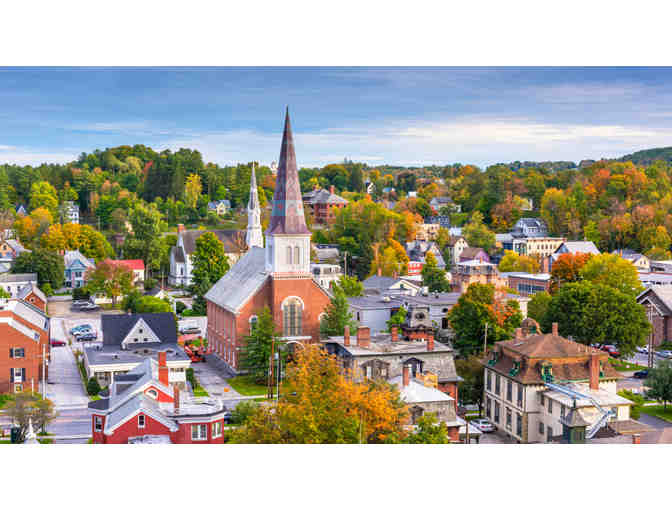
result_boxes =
[70,324,92,334]
[636,346,650,354]
[471,418,496,433]
[80,303,100,311]
[50,339,66,347]
[657,350,672,359]
[601,345,620,357]
[74,331,97,339]
[77,333,97,341]
[180,326,201,335]
[633,370,649,379]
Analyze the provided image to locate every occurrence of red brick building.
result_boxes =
[17,282,47,312]
[302,185,348,224]
[205,110,332,372]
[89,353,227,444]
[0,299,50,394]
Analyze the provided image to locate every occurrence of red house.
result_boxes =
[106,259,146,284]
[205,110,332,372]
[88,352,227,444]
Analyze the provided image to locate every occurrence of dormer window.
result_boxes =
[146,389,158,399]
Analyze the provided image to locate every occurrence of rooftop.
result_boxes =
[85,343,189,366]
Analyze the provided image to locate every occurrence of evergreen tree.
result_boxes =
[320,287,357,337]
[240,307,281,384]
[421,251,451,292]
[647,361,672,410]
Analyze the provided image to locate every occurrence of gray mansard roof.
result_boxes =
[204,246,269,313]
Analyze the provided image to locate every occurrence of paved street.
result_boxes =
[45,342,90,409]
[191,356,243,400]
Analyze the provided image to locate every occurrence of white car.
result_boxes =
[657,350,672,359]
[471,418,495,433]
[636,346,649,354]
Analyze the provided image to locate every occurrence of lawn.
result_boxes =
[193,387,209,397]
[0,394,15,409]
[227,376,268,396]
[640,404,672,423]
[609,359,647,371]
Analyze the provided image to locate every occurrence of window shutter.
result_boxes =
[10,368,13,383]
[22,368,26,381]
[9,348,13,359]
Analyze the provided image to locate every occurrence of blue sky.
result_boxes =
[2,67,672,168]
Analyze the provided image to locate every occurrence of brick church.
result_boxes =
[205,109,332,372]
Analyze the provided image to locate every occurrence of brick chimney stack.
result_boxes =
[357,326,371,348]
[330,185,335,195]
[173,385,180,412]
[552,322,559,336]
[391,326,399,342]
[402,364,410,387]
[589,352,600,391]
[158,351,169,386]
[632,434,641,444]
[377,267,382,277]
[177,224,185,235]
[344,325,350,347]
[427,335,434,352]
[515,328,523,340]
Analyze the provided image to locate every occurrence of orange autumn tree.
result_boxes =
[549,252,592,293]
[231,345,408,444]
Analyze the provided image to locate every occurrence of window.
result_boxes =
[249,316,258,333]
[146,389,158,399]
[538,421,544,435]
[294,246,300,265]
[517,384,523,407]
[283,298,302,336]
[494,402,500,423]
[9,348,25,358]
[506,408,512,430]
[138,414,145,428]
[11,367,24,383]
[410,406,424,425]
[540,393,545,406]
[286,246,293,265]
[506,379,512,401]
[191,424,208,441]
[361,359,390,380]
[547,426,553,442]
[212,421,222,438]
[495,374,501,395]
[94,416,103,432]
[14,384,22,393]
[486,397,491,418]
[516,413,522,436]
[548,399,553,414]
[486,371,492,391]
[139,328,143,334]
[560,404,566,418]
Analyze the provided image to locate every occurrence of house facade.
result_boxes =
[207,199,231,216]
[169,226,246,286]
[205,110,332,372]
[83,312,191,387]
[64,250,95,288]
[445,236,468,265]
[302,185,348,224]
[0,273,38,298]
[0,299,50,394]
[89,355,226,444]
[17,282,47,312]
[545,241,600,272]
[311,263,343,290]
[0,239,29,261]
[451,260,508,293]
[405,240,446,276]
[483,320,630,443]
[62,201,79,224]
[503,272,551,297]
[637,286,672,346]
[415,223,441,242]
[107,259,145,284]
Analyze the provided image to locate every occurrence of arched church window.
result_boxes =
[283,297,303,336]
[249,315,258,333]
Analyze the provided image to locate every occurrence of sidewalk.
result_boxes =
[191,355,242,399]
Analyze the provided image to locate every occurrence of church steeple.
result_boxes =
[246,163,263,249]
[265,108,311,275]
[267,107,310,236]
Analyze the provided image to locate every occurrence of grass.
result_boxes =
[617,389,655,420]
[0,394,15,409]
[640,404,672,423]
[227,375,268,396]
[609,358,647,371]
[193,387,209,397]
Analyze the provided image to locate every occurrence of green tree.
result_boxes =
[462,211,495,253]
[85,260,134,306]
[320,287,357,338]
[402,413,452,444]
[332,275,364,297]
[0,287,10,299]
[455,355,485,415]
[527,291,552,325]
[647,360,672,410]
[579,253,644,297]
[421,251,451,292]
[129,202,166,278]
[191,232,230,290]
[230,400,260,425]
[4,392,57,441]
[387,306,407,331]
[29,181,58,217]
[87,377,102,396]
[498,250,540,273]
[12,249,65,289]
[240,307,281,384]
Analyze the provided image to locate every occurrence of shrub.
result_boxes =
[144,278,158,291]
[186,368,196,388]
[86,377,101,396]
[42,283,53,297]
[175,300,187,314]
[73,287,90,300]
[230,400,259,425]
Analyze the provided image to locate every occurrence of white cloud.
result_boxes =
[0,145,16,151]
[0,149,77,165]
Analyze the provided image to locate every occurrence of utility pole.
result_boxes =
[41,344,47,400]
[268,339,275,400]
[483,323,489,355]
[275,351,280,403]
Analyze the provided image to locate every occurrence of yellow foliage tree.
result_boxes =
[185,173,202,210]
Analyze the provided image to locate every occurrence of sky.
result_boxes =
[2,67,672,168]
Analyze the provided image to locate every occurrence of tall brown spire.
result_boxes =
[267,108,310,235]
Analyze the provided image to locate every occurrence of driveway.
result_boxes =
[637,411,671,430]
[190,358,242,399]
[46,319,90,409]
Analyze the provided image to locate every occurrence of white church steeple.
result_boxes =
[246,163,264,249]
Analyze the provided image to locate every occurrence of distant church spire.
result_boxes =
[246,163,263,249]
[266,107,310,236]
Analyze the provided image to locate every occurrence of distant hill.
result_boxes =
[501,160,577,172]
[616,147,672,165]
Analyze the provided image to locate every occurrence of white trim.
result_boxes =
[281,295,305,310]
[121,318,161,348]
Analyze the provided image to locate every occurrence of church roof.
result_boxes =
[248,165,260,211]
[266,109,311,236]
[204,247,269,312]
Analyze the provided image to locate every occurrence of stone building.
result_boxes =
[637,286,672,346]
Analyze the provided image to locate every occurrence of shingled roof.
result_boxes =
[101,313,177,347]
[180,229,243,255]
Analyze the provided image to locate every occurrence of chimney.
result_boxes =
[177,224,185,236]
[173,385,180,412]
[427,335,434,352]
[377,267,382,277]
[515,328,523,340]
[158,351,169,386]
[632,434,641,445]
[344,325,350,347]
[391,326,399,342]
[393,271,398,278]
[589,352,600,391]
[402,364,410,387]
[552,322,559,336]
[330,185,335,195]
[357,326,370,348]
